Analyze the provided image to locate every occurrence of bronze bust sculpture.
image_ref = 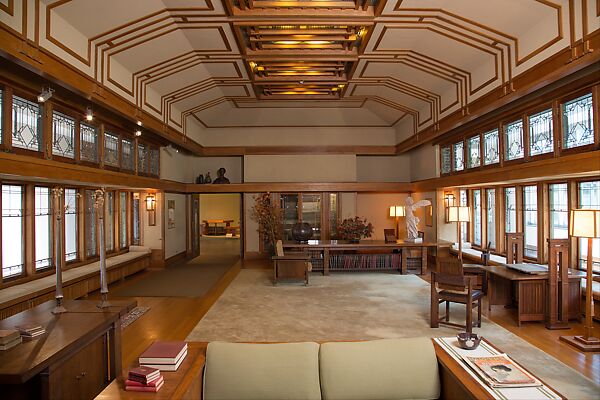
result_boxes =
[213,167,230,184]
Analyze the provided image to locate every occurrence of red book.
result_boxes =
[125,380,164,392]
[128,366,160,383]
[125,375,164,388]
[139,341,187,364]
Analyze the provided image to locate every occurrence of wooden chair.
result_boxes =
[431,257,483,333]
[272,240,312,286]
[383,229,397,243]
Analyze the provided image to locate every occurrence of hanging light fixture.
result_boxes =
[85,107,94,121]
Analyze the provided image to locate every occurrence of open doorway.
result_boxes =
[199,194,242,257]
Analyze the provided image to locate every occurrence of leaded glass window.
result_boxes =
[12,96,42,152]
[65,188,78,262]
[35,187,52,270]
[460,189,468,243]
[523,185,538,259]
[563,93,595,149]
[104,132,119,167]
[149,147,160,176]
[473,190,481,246]
[2,185,24,279]
[529,109,553,156]
[467,136,480,168]
[504,119,524,160]
[119,192,127,249]
[105,192,114,252]
[0,89,3,144]
[85,190,97,257]
[121,139,134,171]
[52,111,75,158]
[441,146,451,174]
[549,183,568,239]
[138,143,148,174]
[578,181,600,272]
[483,129,499,165]
[80,122,98,163]
[486,189,496,249]
[453,141,464,171]
[132,194,141,246]
[505,187,517,233]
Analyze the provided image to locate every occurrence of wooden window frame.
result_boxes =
[525,102,556,163]
[33,185,54,274]
[9,90,46,159]
[557,89,599,156]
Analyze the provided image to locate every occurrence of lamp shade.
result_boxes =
[145,195,156,211]
[389,206,405,217]
[447,206,470,222]
[569,209,600,238]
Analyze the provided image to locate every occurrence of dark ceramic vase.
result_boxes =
[291,222,313,242]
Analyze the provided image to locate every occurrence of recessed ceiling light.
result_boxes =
[137,120,143,126]
[135,129,142,137]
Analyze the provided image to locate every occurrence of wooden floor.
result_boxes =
[91,259,599,384]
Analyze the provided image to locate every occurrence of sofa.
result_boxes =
[203,337,440,400]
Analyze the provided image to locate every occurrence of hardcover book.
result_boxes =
[139,341,187,364]
[128,366,161,384]
[125,379,164,392]
[0,329,20,345]
[0,336,22,351]
[141,349,187,371]
[125,375,164,388]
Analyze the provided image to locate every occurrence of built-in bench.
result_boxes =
[0,246,151,319]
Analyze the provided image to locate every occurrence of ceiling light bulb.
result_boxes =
[135,129,142,137]
[137,120,142,126]
[85,107,93,121]
[37,87,54,103]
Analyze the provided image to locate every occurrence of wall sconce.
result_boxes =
[389,206,405,238]
[444,192,456,222]
[146,194,156,226]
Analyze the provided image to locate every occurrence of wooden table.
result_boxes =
[0,299,134,400]
[481,264,585,326]
[283,240,451,275]
[96,342,207,400]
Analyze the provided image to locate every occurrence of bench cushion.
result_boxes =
[319,338,440,400]
[203,341,321,400]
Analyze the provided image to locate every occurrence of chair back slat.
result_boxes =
[435,258,466,291]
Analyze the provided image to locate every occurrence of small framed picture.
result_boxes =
[168,200,176,229]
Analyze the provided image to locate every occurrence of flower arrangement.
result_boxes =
[337,216,373,242]
[250,193,283,248]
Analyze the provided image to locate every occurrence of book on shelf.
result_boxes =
[15,324,45,337]
[125,379,164,392]
[125,375,164,388]
[463,353,542,388]
[139,341,187,364]
[128,366,161,384]
[0,336,22,351]
[0,329,20,345]
[141,349,187,371]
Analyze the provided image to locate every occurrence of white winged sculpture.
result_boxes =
[405,196,431,240]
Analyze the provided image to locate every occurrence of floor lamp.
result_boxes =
[448,206,470,261]
[389,206,405,239]
[560,209,600,352]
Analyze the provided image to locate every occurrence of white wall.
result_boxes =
[142,191,163,250]
[244,154,357,182]
[164,193,187,259]
[356,193,410,241]
[356,155,411,182]
[200,194,240,225]
[410,144,439,181]
[194,157,243,184]
[244,193,260,252]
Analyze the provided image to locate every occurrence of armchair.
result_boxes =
[272,240,312,286]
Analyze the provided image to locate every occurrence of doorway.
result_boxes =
[198,194,242,257]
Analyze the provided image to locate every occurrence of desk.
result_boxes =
[283,240,451,275]
[202,219,234,236]
[481,264,584,326]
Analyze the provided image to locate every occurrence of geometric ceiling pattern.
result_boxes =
[1,0,598,147]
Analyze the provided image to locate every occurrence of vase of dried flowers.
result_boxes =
[337,216,373,243]
[250,193,283,254]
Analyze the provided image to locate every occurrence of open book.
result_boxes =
[463,353,542,388]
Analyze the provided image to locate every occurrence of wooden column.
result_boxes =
[546,238,570,329]
[506,232,524,264]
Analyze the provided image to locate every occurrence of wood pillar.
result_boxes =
[546,238,570,329]
[506,232,524,264]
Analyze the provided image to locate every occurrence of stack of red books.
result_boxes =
[125,366,164,392]
[139,341,188,371]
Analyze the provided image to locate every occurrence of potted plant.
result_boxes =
[337,216,373,243]
[250,193,283,254]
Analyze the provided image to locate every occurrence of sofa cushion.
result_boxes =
[319,338,440,400]
[203,341,322,400]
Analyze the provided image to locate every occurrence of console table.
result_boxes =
[0,299,134,400]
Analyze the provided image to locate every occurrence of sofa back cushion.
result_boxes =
[203,341,322,400]
[319,338,440,400]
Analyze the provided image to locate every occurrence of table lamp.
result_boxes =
[389,206,405,238]
[560,209,600,351]
[448,206,470,260]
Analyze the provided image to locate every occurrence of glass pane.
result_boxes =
[52,111,75,158]
[549,183,568,239]
[85,190,97,257]
[441,146,451,174]
[65,188,78,262]
[0,89,3,144]
[12,96,42,152]
[329,193,338,239]
[138,143,148,174]
[483,129,499,165]
[529,109,553,156]
[2,185,24,278]
[578,181,600,272]
[302,194,321,239]
[119,192,127,248]
[105,192,114,252]
[473,190,481,246]
[104,132,119,166]
[121,139,134,170]
[35,187,52,270]
[280,194,299,240]
[80,122,98,163]
[132,194,141,246]
[505,187,517,233]
[563,93,594,149]
[150,148,160,176]
[486,189,496,249]
[453,142,464,171]
[523,185,538,259]
[467,136,480,168]
[460,189,468,243]
[504,119,524,160]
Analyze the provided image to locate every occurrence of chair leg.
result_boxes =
[430,289,439,328]
[466,300,473,334]
[445,301,450,322]
[477,298,482,327]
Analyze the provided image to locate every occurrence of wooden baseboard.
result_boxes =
[165,251,188,267]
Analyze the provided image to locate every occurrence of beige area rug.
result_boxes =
[187,269,600,399]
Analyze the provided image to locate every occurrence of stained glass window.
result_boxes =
[51,111,75,159]
[121,139,134,171]
[505,187,517,233]
[473,190,481,246]
[105,192,114,252]
[563,93,594,149]
[35,187,52,270]
[12,96,42,152]
[138,143,148,174]
[65,188,78,262]
[529,109,553,156]
[119,192,128,249]
[85,190,97,257]
[486,189,496,249]
[150,147,160,176]
[132,194,141,246]
[467,136,480,168]
[2,185,24,279]
[523,185,538,259]
[578,181,600,272]
[104,132,119,167]
[504,119,524,160]
[483,129,499,165]
[549,183,568,239]
[453,141,464,171]
[80,122,98,163]
[441,146,451,174]
[460,189,468,243]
